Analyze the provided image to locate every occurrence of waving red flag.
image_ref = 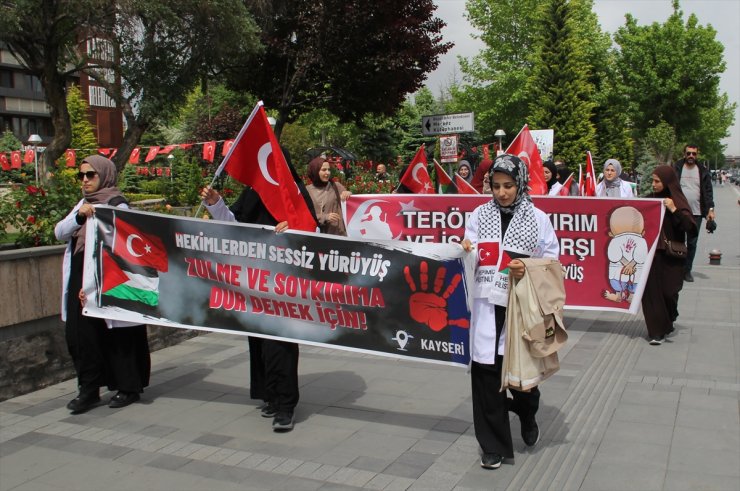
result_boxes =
[11,151,22,169]
[65,149,76,167]
[215,101,316,232]
[145,146,159,162]
[221,140,234,156]
[580,151,597,197]
[454,174,480,194]
[202,141,216,162]
[129,148,141,164]
[505,125,547,195]
[559,173,574,196]
[399,144,433,194]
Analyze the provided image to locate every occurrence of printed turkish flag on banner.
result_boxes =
[505,125,547,195]
[454,174,480,194]
[0,154,9,171]
[11,151,22,169]
[399,145,433,194]
[221,140,234,156]
[215,101,316,232]
[477,242,499,267]
[111,216,168,272]
[23,149,34,164]
[580,151,597,197]
[65,149,76,167]
[202,141,216,162]
[145,146,159,162]
[559,173,574,196]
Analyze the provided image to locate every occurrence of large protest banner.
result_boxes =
[82,206,473,367]
[344,195,664,314]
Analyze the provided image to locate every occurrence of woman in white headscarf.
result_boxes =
[461,154,559,470]
[596,159,634,197]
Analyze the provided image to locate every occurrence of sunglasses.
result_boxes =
[77,170,98,180]
[685,151,697,156]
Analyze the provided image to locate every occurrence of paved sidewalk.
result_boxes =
[1,186,738,491]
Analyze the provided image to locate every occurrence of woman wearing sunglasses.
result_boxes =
[54,155,151,414]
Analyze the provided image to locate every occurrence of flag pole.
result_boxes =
[194,101,264,218]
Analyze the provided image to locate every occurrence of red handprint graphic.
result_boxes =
[404,261,469,332]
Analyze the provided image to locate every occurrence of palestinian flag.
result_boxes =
[101,249,160,306]
[434,160,456,194]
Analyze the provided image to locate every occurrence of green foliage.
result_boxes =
[66,85,98,154]
[0,130,22,153]
[164,154,207,206]
[527,0,597,169]
[0,164,80,247]
[614,1,736,159]
[635,121,678,195]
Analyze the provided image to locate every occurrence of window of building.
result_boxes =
[0,70,13,88]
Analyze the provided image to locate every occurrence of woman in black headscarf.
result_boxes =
[641,165,696,345]
[542,160,563,195]
[54,155,150,414]
[306,156,351,236]
[461,154,560,470]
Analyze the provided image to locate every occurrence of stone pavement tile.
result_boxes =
[291,461,323,478]
[363,473,396,490]
[672,426,739,452]
[12,399,65,417]
[383,461,428,479]
[4,480,60,490]
[336,392,406,413]
[602,419,674,446]
[254,455,287,472]
[192,431,234,446]
[591,440,669,468]
[384,476,417,491]
[619,388,680,407]
[113,448,160,466]
[327,430,417,461]
[177,459,226,480]
[679,391,739,413]
[409,438,452,455]
[662,470,740,491]
[349,455,392,473]
[669,443,740,477]
[136,423,178,438]
[409,469,463,491]
[0,439,28,458]
[423,428,466,443]
[309,463,341,481]
[325,467,375,487]
[308,406,381,430]
[611,402,675,426]
[0,446,75,490]
[675,407,738,431]
[276,475,324,490]
[580,462,664,490]
[146,453,192,471]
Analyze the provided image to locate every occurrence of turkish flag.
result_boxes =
[399,144,433,194]
[559,173,574,196]
[216,102,316,232]
[477,242,499,267]
[98,148,111,156]
[482,144,490,161]
[158,145,176,155]
[129,148,141,164]
[0,154,9,171]
[221,140,234,156]
[454,174,480,194]
[178,143,193,150]
[202,141,216,162]
[505,125,547,195]
[23,149,34,164]
[145,146,159,162]
[111,217,168,272]
[11,151,22,169]
[580,151,597,197]
[65,149,76,167]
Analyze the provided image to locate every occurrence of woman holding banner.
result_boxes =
[55,155,150,414]
[461,154,559,470]
[306,156,351,236]
[642,165,696,345]
[200,155,317,432]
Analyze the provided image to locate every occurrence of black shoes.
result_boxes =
[260,402,277,418]
[521,415,540,447]
[480,453,503,469]
[684,271,694,282]
[272,411,294,432]
[108,391,140,408]
[66,392,101,414]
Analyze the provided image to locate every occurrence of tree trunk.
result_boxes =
[113,120,148,173]
[40,69,71,183]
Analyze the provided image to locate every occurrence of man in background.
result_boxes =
[673,145,714,282]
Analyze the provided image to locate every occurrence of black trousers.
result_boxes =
[248,337,299,412]
[685,215,702,272]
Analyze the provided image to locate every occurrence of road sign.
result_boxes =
[421,112,475,136]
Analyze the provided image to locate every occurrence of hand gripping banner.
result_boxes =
[83,206,473,367]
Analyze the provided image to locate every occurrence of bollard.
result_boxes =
[709,249,722,265]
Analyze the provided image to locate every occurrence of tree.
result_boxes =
[456,0,541,139]
[635,121,678,195]
[84,0,262,171]
[66,85,98,155]
[231,0,451,138]
[0,0,112,182]
[614,0,736,160]
[526,0,596,168]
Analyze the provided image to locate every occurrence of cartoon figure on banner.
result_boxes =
[602,206,649,303]
[404,261,469,331]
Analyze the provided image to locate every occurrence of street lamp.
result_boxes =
[494,129,506,156]
[167,154,174,182]
[28,134,42,185]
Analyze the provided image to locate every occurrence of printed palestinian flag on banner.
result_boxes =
[101,249,160,306]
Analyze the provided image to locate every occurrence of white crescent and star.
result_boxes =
[257,142,279,186]
[126,234,152,257]
[518,151,531,166]
[411,163,427,184]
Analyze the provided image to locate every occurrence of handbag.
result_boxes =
[662,231,687,259]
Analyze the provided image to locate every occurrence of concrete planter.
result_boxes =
[0,246,201,401]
